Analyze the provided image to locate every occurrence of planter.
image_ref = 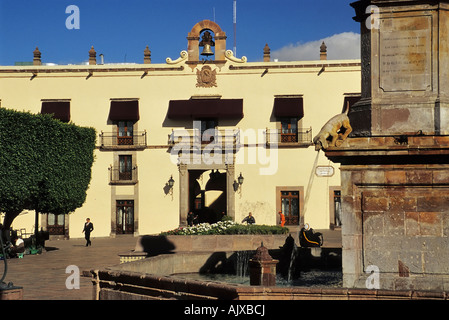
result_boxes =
[133,234,289,255]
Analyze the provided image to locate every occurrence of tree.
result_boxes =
[0,107,96,235]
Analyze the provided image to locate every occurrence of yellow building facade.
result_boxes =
[0,21,360,239]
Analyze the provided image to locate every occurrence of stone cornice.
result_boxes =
[0,65,184,74]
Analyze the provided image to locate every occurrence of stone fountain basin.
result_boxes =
[91,241,343,300]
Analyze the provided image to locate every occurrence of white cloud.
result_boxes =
[272,32,360,61]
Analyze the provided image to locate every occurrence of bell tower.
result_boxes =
[187,20,227,64]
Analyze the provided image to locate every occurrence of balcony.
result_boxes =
[99,131,147,150]
[265,127,313,147]
[168,128,241,153]
[109,166,138,185]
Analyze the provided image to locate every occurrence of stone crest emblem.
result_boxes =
[196,65,217,88]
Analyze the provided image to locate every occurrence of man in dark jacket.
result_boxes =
[82,218,94,246]
[242,212,255,225]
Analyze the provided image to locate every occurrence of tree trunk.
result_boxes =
[2,210,22,230]
[35,210,39,240]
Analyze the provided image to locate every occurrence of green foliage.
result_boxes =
[222,224,289,235]
[0,107,96,216]
[160,220,289,236]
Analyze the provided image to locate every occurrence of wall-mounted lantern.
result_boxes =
[168,175,175,200]
[233,172,244,198]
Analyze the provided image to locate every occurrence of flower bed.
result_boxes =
[160,220,289,236]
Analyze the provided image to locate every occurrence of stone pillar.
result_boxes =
[33,47,41,66]
[178,164,189,227]
[349,0,449,136]
[263,44,271,62]
[226,164,236,221]
[214,34,227,61]
[327,137,449,290]
[89,46,97,65]
[249,243,279,286]
[322,0,449,291]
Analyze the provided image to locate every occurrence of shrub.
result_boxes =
[160,220,289,236]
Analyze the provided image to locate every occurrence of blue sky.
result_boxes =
[0,0,360,65]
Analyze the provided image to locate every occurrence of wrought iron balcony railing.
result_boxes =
[168,128,241,152]
[265,127,313,147]
[99,131,147,150]
[109,166,138,184]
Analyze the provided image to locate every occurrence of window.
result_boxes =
[116,200,134,234]
[333,190,342,227]
[281,191,300,225]
[199,119,217,143]
[280,118,299,143]
[119,155,133,181]
[109,155,137,184]
[329,187,342,229]
[47,213,65,235]
[117,121,135,145]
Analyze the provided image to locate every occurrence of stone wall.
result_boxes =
[327,136,449,291]
[90,269,449,300]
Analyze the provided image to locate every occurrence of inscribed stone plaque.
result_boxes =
[379,16,432,92]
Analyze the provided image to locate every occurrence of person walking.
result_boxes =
[82,218,94,246]
[278,211,286,227]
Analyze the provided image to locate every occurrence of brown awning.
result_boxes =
[273,97,304,118]
[109,100,140,121]
[41,101,71,122]
[167,99,244,119]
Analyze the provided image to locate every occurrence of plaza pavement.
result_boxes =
[2,236,137,300]
[2,229,341,300]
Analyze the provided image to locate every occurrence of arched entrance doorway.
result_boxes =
[189,169,227,224]
[178,163,236,226]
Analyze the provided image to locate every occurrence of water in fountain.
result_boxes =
[287,240,299,283]
[235,250,252,278]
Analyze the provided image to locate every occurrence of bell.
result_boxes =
[201,44,214,57]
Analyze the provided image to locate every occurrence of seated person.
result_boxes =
[9,234,25,258]
[299,223,323,247]
[242,212,255,225]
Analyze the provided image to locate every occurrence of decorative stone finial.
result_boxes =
[144,46,151,64]
[33,47,42,66]
[89,46,97,65]
[320,41,327,60]
[251,242,273,261]
[263,44,271,62]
